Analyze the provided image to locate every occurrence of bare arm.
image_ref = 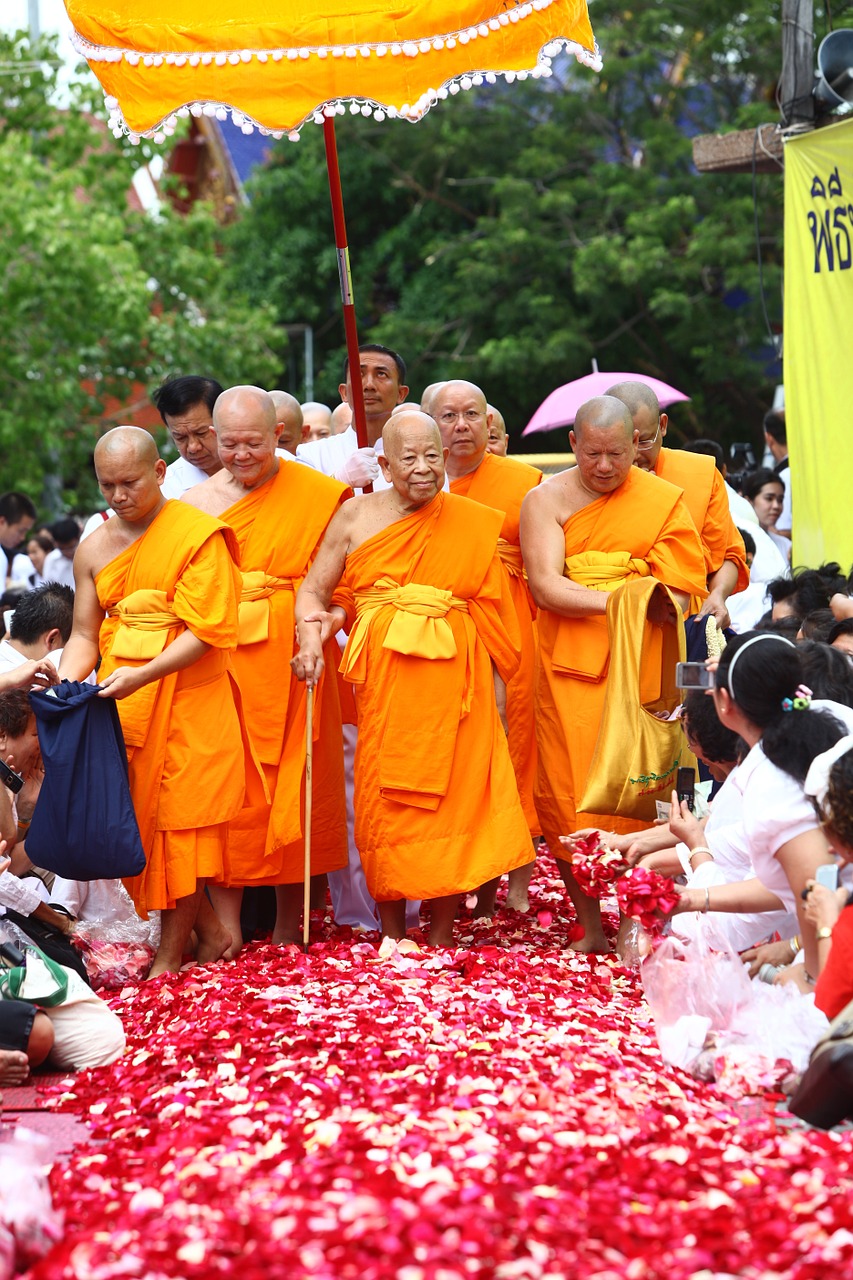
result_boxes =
[673,877,786,916]
[775,828,837,982]
[698,560,739,628]
[98,630,211,701]
[519,486,607,618]
[58,540,105,681]
[291,504,354,686]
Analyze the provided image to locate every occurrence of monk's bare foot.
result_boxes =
[427,929,455,948]
[0,1050,29,1085]
[146,953,183,980]
[506,860,535,912]
[222,935,243,961]
[271,926,302,947]
[505,886,530,912]
[569,930,613,955]
[473,876,499,919]
[195,923,232,965]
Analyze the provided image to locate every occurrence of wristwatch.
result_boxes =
[816,926,833,941]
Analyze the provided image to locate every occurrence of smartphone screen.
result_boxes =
[816,863,839,892]
[675,662,714,689]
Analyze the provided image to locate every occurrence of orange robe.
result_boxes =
[94,500,252,917]
[339,492,532,902]
[220,459,350,885]
[450,451,542,837]
[654,448,748,612]
[534,467,706,845]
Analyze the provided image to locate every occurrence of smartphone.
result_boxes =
[0,759,23,794]
[816,864,839,892]
[676,766,695,812]
[675,662,715,689]
[0,941,26,968]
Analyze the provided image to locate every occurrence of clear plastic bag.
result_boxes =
[71,916,157,990]
[640,931,828,1091]
[0,1128,63,1274]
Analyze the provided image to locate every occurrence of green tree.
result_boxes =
[226,0,802,451]
[0,31,283,513]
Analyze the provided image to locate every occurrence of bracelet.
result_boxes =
[16,819,31,830]
[791,935,801,955]
[702,888,710,914]
[816,926,833,941]
[689,845,713,863]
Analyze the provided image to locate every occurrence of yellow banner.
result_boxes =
[784,118,853,569]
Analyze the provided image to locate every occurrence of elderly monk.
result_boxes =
[433,380,542,914]
[608,381,748,629]
[183,387,350,949]
[59,427,257,977]
[292,412,532,947]
[300,402,333,441]
[269,390,304,456]
[520,397,706,952]
[486,406,509,457]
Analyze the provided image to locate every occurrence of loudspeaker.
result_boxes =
[815,29,853,111]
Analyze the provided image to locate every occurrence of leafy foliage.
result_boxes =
[226,0,800,451]
[0,31,283,513]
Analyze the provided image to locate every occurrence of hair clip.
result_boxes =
[783,684,813,711]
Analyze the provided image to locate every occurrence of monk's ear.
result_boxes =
[659,413,668,439]
[154,457,168,483]
[568,429,577,453]
[377,453,393,483]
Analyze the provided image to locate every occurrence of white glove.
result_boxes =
[336,447,380,488]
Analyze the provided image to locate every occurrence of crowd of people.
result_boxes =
[1,345,852,1095]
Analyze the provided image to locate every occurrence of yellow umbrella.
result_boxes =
[64,0,598,449]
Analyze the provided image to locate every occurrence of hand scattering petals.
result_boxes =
[616,865,681,933]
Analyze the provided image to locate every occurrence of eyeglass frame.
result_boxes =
[635,420,662,452]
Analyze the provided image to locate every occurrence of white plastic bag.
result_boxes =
[0,1128,63,1274]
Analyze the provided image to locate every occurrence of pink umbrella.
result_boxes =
[522,370,690,436]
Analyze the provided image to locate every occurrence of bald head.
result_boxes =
[569,398,639,496]
[94,427,166,522]
[269,390,304,455]
[605,380,661,420]
[213,385,277,435]
[573,396,635,441]
[420,382,447,416]
[604,380,666,471]
[432,380,487,417]
[95,426,160,468]
[486,405,507,456]
[330,402,352,435]
[382,410,442,460]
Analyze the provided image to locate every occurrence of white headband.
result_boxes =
[805,734,853,806]
[725,633,796,698]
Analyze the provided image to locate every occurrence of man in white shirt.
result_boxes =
[296,345,409,490]
[0,492,36,588]
[154,375,225,499]
[0,583,73,675]
[39,518,80,591]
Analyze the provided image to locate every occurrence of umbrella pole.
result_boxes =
[323,115,371,480]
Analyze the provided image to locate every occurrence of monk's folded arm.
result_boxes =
[134,629,211,685]
[520,492,607,618]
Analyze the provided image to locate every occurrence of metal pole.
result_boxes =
[28,0,40,42]
[304,325,314,402]
[322,116,370,472]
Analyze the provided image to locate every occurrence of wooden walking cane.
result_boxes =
[302,682,314,952]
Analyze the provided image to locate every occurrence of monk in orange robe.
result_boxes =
[432,379,542,914]
[292,411,532,947]
[183,386,350,949]
[60,427,258,977]
[607,380,748,625]
[520,397,706,952]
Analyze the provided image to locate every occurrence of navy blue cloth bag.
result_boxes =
[26,681,146,880]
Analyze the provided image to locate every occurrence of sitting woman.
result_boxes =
[672,632,848,987]
[802,737,853,1018]
[743,469,791,563]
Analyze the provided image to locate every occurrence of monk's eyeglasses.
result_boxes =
[636,422,662,452]
[437,409,484,426]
